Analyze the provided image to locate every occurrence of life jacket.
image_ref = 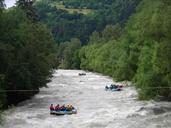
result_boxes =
[50,105,54,110]
[55,105,59,110]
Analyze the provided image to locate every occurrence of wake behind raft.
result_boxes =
[49,104,77,115]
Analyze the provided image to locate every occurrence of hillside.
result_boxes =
[79,0,171,100]
[35,0,141,43]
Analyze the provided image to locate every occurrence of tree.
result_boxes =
[102,24,122,41]
[16,0,38,21]
[58,38,81,69]
[89,31,101,44]
[0,7,56,108]
[16,0,34,8]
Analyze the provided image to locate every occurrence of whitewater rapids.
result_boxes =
[1,70,171,128]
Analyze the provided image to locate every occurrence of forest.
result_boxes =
[0,0,171,112]
[78,0,171,100]
[35,0,140,43]
[0,0,56,109]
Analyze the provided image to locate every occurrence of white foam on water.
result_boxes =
[1,70,171,128]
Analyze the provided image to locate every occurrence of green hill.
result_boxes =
[35,0,141,43]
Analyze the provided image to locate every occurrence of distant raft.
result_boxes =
[78,73,86,76]
[105,84,123,91]
[105,87,121,91]
[50,109,77,115]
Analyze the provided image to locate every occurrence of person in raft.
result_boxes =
[55,104,60,111]
[50,104,54,111]
[61,104,67,111]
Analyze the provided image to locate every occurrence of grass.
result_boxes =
[51,2,93,15]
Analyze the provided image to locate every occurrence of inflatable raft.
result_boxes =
[105,87,121,91]
[50,109,77,115]
[105,85,122,91]
[78,73,86,76]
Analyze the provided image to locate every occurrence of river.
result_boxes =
[1,70,171,128]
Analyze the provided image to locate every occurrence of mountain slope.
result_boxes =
[35,0,141,43]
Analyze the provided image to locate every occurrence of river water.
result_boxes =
[1,70,171,128]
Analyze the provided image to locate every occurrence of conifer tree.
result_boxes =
[16,0,38,21]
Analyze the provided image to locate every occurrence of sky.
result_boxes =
[5,0,16,8]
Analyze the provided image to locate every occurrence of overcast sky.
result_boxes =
[5,0,16,8]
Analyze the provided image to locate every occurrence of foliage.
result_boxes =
[16,0,38,21]
[34,0,140,43]
[79,0,171,100]
[0,6,56,108]
[57,38,81,69]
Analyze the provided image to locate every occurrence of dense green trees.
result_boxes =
[122,0,171,100]
[0,2,56,109]
[57,38,81,69]
[79,0,171,100]
[35,0,140,44]
[16,0,38,21]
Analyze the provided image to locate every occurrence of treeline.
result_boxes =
[0,0,56,109]
[57,38,81,69]
[34,0,140,43]
[79,0,171,100]
[55,24,122,69]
